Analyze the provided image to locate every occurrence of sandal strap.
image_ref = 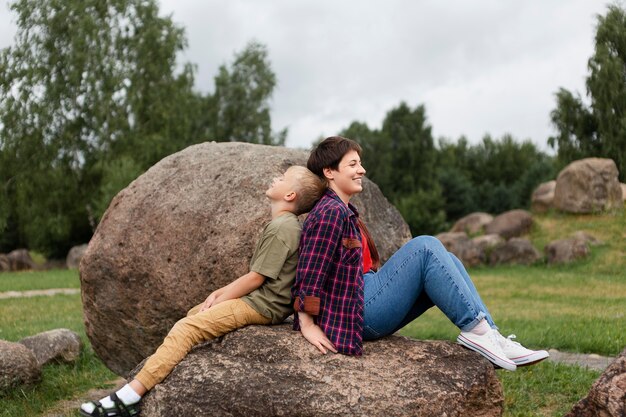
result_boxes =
[110,393,133,417]
[84,401,107,417]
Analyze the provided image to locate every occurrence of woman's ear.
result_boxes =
[323,167,334,181]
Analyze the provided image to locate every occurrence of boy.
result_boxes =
[80,165,325,417]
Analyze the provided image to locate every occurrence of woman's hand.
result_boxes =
[299,313,337,354]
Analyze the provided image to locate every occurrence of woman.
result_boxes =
[291,136,548,370]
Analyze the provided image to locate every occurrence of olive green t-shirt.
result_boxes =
[241,212,301,324]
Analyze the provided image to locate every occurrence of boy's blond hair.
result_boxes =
[288,166,326,215]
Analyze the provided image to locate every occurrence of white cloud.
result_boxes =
[1,0,609,151]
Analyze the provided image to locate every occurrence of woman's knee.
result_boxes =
[408,235,443,252]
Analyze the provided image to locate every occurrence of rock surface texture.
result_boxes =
[66,244,88,269]
[450,212,494,234]
[544,238,590,265]
[18,329,82,366]
[435,232,484,267]
[133,325,504,417]
[531,180,556,213]
[80,142,411,376]
[484,210,533,240]
[489,238,541,265]
[565,347,626,417]
[553,158,623,213]
[0,340,41,390]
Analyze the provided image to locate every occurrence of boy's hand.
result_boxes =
[199,292,218,312]
[300,321,337,355]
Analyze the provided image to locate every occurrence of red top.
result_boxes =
[361,228,372,273]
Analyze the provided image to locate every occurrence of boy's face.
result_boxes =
[266,167,298,201]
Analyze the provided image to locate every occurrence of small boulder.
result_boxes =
[0,340,41,391]
[565,347,626,417]
[0,254,10,272]
[6,249,36,271]
[531,180,556,213]
[621,183,626,202]
[18,329,82,366]
[489,238,541,265]
[544,238,590,265]
[66,244,88,269]
[553,158,623,213]
[133,325,504,417]
[570,231,603,247]
[472,234,505,252]
[435,232,484,266]
[450,212,494,235]
[485,210,533,240]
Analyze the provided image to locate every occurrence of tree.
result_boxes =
[0,0,194,256]
[549,4,626,180]
[0,0,287,256]
[207,41,286,145]
[341,102,446,235]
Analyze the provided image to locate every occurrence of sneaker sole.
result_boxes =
[457,334,517,371]
[510,350,550,367]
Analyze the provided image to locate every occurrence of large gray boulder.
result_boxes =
[553,158,623,213]
[6,249,37,271]
[0,340,41,390]
[544,238,590,265]
[80,142,411,376]
[531,180,556,213]
[489,238,541,266]
[133,325,504,417]
[66,244,88,269]
[485,210,533,240]
[450,212,493,235]
[18,329,82,366]
[435,232,484,267]
[565,347,626,417]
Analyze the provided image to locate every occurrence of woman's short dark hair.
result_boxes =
[307,136,362,180]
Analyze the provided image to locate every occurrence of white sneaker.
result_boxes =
[496,332,549,366]
[457,329,517,371]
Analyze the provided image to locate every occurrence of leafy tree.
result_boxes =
[340,102,445,235]
[439,134,555,217]
[549,4,626,180]
[207,41,286,145]
[0,0,198,256]
[0,0,285,256]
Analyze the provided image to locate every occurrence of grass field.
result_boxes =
[0,209,624,416]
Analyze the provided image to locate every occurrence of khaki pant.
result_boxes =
[135,298,271,390]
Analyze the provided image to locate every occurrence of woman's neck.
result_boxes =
[329,185,351,205]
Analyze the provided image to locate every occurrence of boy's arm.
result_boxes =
[200,271,265,312]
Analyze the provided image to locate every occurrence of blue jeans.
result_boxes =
[363,235,495,340]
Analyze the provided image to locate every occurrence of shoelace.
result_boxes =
[505,334,522,347]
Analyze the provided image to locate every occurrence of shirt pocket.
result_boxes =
[340,237,362,265]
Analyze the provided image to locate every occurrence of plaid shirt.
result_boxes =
[292,189,364,355]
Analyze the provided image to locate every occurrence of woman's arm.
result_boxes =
[298,311,337,354]
[293,208,343,314]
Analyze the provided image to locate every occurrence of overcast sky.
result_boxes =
[0,1,611,151]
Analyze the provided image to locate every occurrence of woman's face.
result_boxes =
[324,150,366,203]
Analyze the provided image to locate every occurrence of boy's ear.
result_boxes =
[323,167,334,181]
[284,191,296,202]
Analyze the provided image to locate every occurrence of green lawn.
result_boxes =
[0,271,117,417]
[0,209,624,416]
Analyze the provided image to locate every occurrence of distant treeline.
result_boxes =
[338,104,556,235]
[1,0,624,256]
